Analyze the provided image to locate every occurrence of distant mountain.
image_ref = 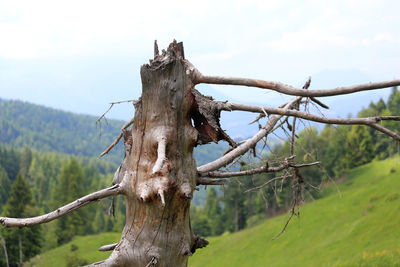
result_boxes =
[0,98,125,164]
[0,98,227,166]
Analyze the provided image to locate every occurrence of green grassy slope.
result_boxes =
[190,157,400,266]
[29,157,400,266]
[27,233,121,266]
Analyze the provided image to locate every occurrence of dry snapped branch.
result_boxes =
[0,184,122,228]
[197,156,320,179]
[193,71,400,97]
[1,40,399,266]
[99,117,135,157]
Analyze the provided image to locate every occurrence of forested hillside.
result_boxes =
[0,98,124,164]
[0,146,123,266]
[0,98,227,166]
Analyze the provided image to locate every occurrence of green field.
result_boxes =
[27,232,121,266]
[29,157,400,266]
[190,157,400,267]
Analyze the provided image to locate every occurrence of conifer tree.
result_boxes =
[54,158,89,244]
[0,147,20,182]
[388,86,400,115]
[223,178,247,232]
[0,166,11,210]
[19,147,32,179]
[0,173,42,267]
[204,187,224,235]
[345,125,374,168]
[28,154,47,205]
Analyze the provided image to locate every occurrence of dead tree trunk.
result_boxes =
[99,42,205,266]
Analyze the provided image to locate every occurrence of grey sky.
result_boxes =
[0,0,399,127]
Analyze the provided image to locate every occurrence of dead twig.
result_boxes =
[96,99,138,124]
[271,207,298,240]
[100,117,135,157]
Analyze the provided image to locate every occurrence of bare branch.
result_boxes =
[96,99,137,124]
[271,117,290,133]
[196,177,229,185]
[154,40,159,58]
[100,117,135,157]
[193,70,400,97]
[272,209,297,240]
[370,123,400,141]
[302,76,311,89]
[223,139,247,155]
[197,97,301,173]
[0,184,122,228]
[309,97,329,109]
[244,174,292,193]
[293,162,323,168]
[218,101,400,141]
[300,76,330,109]
[199,159,320,178]
[222,102,400,124]
[290,117,297,155]
[98,243,118,252]
[249,113,265,125]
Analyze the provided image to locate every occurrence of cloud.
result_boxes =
[1,0,399,61]
[362,33,399,46]
[265,8,364,53]
[0,0,399,97]
[0,0,201,58]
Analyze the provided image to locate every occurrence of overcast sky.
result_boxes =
[0,0,399,123]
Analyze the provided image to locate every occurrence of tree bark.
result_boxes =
[98,41,204,266]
